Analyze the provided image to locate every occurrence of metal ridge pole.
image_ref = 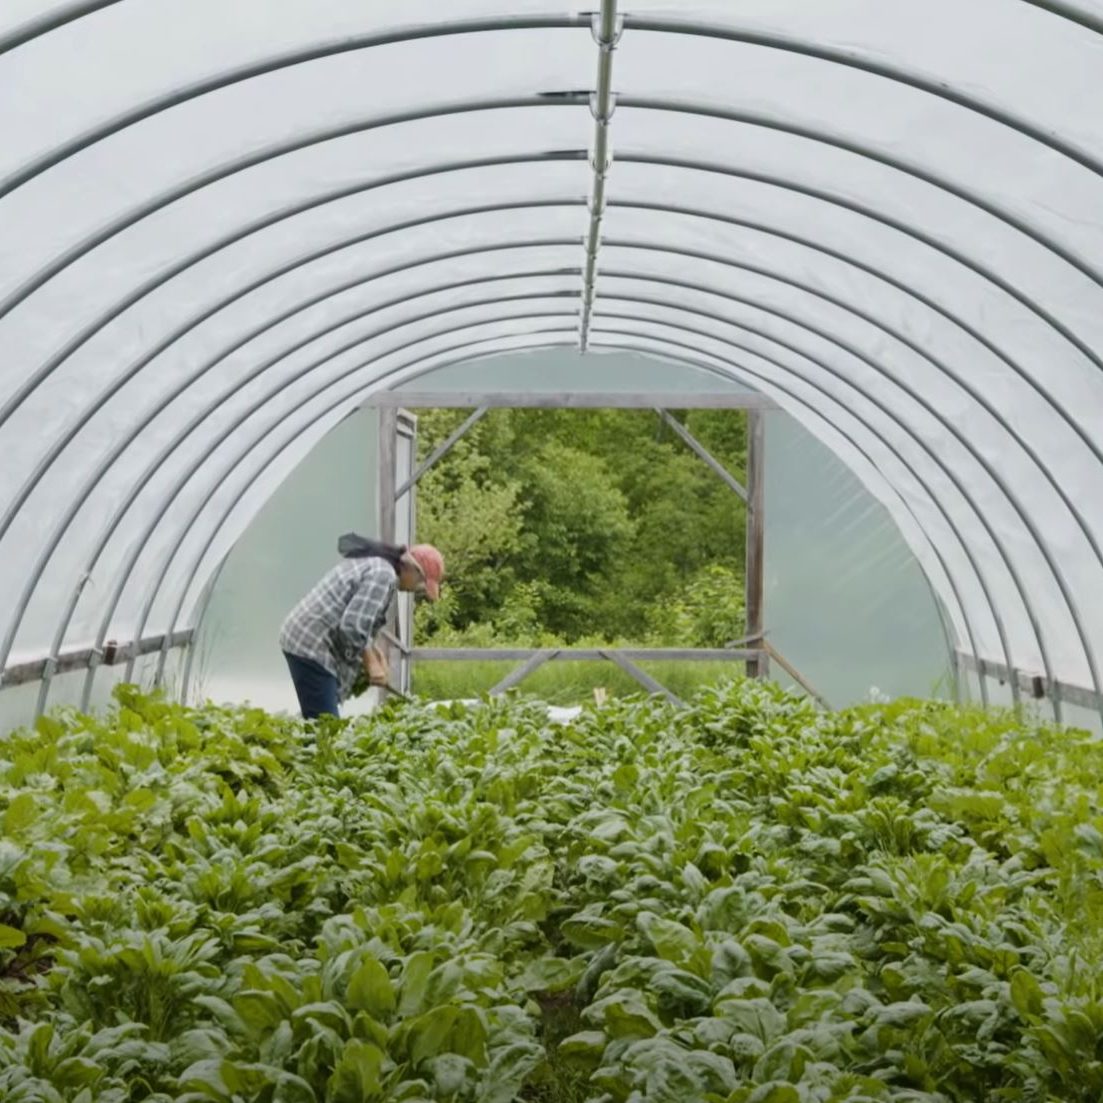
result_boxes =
[580,0,622,350]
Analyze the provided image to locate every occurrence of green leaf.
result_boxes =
[399,951,435,1016]
[52,1056,102,1089]
[346,957,395,1018]
[0,923,26,949]
[637,911,700,966]
[449,1007,489,1066]
[754,1041,811,1084]
[557,1030,607,1070]
[479,1039,544,1103]
[328,1039,383,1103]
[519,956,584,993]
[874,1000,932,1027]
[588,992,663,1039]
[220,1060,273,1096]
[407,1005,460,1065]
[233,991,285,1034]
[1010,968,1045,1019]
[179,1057,231,1097]
[715,997,786,1043]
[4,793,37,834]
[560,914,621,949]
[426,1053,475,1096]
[747,1084,801,1103]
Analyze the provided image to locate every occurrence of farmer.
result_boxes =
[279,534,445,719]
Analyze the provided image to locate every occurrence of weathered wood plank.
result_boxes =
[745,410,766,679]
[369,391,777,409]
[2,630,194,688]
[601,649,683,706]
[490,649,561,695]
[411,648,759,662]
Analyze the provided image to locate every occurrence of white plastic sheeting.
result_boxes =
[1,0,1102,721]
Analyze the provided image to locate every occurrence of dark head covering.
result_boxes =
[337,533,406,571]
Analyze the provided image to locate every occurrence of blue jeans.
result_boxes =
[283,652,340,719]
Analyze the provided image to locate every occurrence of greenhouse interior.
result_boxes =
[1,2,1102,1101]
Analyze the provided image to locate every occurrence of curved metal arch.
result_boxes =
[17,261,995,712]
[1018,1,1103,34]
[2,170,1094,705]
[384,310,1023,706]
[43,263,1010,701]
[617,152,1103,407]
[601,237,1103,586]
[35,259,1053,717]
[591,315,1043,712]
[0,227,583,550]
[172,334,966,709]
[0,0,123,57]
[0,16,587,200]
[110,248,1084,712]
[5,6,1099,215]
[3,11,1094,713]
[30,231,1089,717]
[108,301,1001,712]
[576,333,1008,711]
[9,89,1103,443]
[94,308,582,690]
[143,319,990,718]
[0,94,589,331]
[70,323,582,710]
[622,15,1103,179]
[7,136,1098,561]
[594,268,1102,709]
[10,156,1097,649]
[16,180,1091,597]
[616,97,1103,297]
[20,270,584,690]
[18,218,1086,713]
[7,0,1096,64]
[611,196,1103,474]
[0,147,587,431]
[6,141,1099,613]
[588,302,1069,715]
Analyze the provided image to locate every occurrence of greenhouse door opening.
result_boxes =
[370,388,825,709]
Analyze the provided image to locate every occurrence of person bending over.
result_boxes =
[279,535,444,718]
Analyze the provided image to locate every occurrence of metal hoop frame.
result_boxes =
[2,8,1101,720]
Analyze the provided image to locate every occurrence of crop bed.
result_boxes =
[0,682,1101,1102]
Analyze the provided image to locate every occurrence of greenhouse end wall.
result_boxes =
[188,349,950,716]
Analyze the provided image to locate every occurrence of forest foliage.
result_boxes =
[413,409,750,649]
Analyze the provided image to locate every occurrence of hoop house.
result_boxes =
[1,0,1101,729]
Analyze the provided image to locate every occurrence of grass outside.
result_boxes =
[409,659,757,706]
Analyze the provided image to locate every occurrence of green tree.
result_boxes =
[411,407,749,648]
[513,441,635,639]
[415,412,525,636]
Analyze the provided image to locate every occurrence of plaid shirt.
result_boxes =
[279,558,397,699]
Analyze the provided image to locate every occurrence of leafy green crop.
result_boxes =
[0,681,1101,1101]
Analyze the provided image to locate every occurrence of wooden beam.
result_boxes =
[745,410,767,679]
[376,406,400,697]
[377,407,399,544]
[955,650,1101,713]
[368,391,777,410]
[410,647,758,662]
[657,409,747,500]
[395,407,487,500]
[379,628,410,657]
[763,641,830,709]
[602,649,684,706]
[2,630,194,689]
[490,649,561,695]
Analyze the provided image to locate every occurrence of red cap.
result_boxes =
[408,544,445,601]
